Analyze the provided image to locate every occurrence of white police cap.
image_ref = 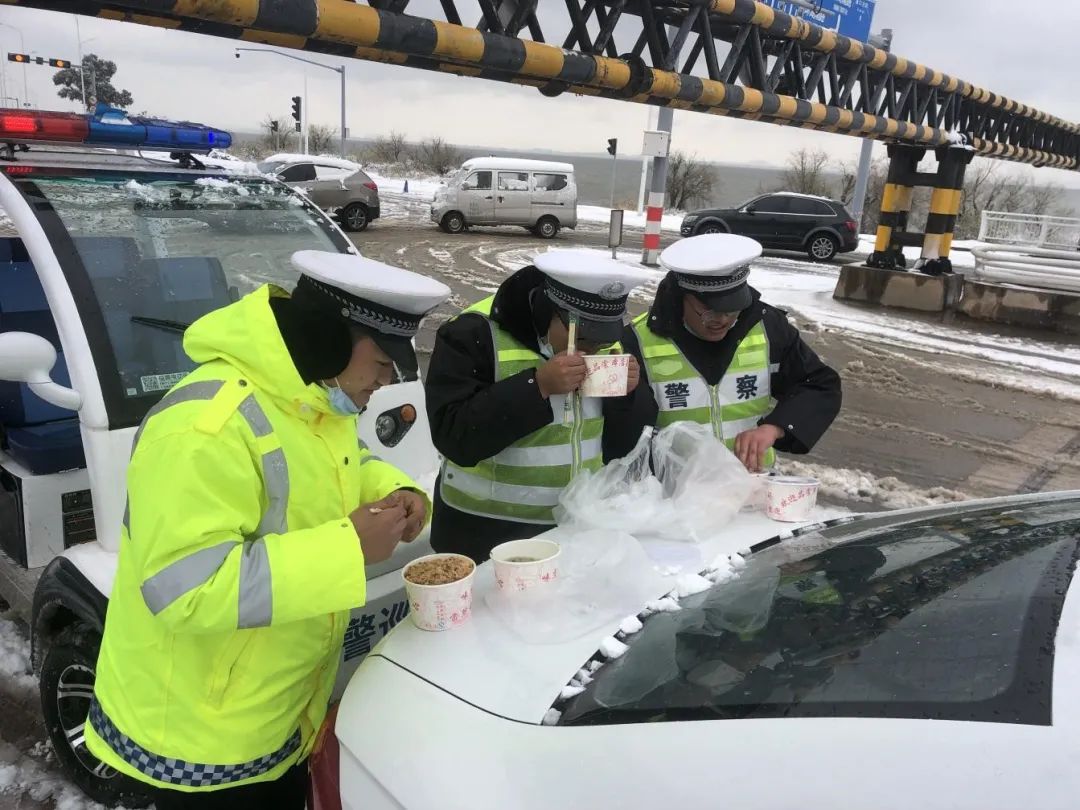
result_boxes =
[659,234,762,312]
[533,248,651,322]
[289,250,450,377]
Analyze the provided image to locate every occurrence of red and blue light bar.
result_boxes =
[0,106,231,153]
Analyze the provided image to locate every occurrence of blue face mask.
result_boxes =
[324,378,362,417]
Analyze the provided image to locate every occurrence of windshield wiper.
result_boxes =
[131,315,191,333]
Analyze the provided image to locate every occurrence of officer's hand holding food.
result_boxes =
[626,355,641,393]
[386,489,427,542]
[536,351,587,398]
[734,424,785,472]
[350,496,408,564]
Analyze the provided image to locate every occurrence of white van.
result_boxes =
[430,157,578,239]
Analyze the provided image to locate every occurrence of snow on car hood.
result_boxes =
[370,510,832,724]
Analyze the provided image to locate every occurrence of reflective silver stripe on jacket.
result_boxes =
[134,383,287,628]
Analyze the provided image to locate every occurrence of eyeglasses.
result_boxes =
[687,298,739,324]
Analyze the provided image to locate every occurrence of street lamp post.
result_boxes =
[850,28,894,229]
[235,47,347,158]
[0,23,29,106]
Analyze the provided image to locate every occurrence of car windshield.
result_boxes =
[559,498,1080,727]
[256,160,285,175]
[22,172,348,428]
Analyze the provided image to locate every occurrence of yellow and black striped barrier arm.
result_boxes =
[4,0,1077,170]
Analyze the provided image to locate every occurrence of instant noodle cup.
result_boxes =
[402,553,476,631]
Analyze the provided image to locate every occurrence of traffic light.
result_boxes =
[290,96,302,124]
[7,53,29,63]
[48,59,71,69]
[270,120,279,133]
[606,138,617,156]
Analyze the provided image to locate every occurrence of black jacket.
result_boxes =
[425,267,653,562]
[614,273,842,455]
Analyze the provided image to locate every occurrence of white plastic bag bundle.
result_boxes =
[553,427,682,537]
[482,527,665,644]
[651,422,755,542]
[555,423,754,544]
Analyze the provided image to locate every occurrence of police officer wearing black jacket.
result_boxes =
[425,249,654,562]
[618,234,841,471]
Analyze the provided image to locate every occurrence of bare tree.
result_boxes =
[666,151,717,211]
[372,131,409,164]
[781,148,833,198]
[260,114,295,155]
[836,161,858,205]
[953,158,1071,239]
[413,136,462,175]
[307,124,338,155]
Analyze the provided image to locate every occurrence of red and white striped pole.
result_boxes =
[642,190,665,265]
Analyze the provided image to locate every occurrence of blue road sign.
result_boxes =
[761,0,877,44]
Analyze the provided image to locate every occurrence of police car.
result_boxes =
[311,491,1080,810]
[0,106,438,806]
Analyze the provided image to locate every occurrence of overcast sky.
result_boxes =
[2,1,1077,183]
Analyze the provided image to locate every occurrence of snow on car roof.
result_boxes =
[770,191,835,201]
[263,153,361,172]
[461,156,575,173]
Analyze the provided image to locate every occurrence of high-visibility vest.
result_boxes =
[85,285,424,792]
[439,297,606,524]
[632,312,777,467]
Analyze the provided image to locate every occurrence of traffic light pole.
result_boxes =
[607,138,618,210]
[235,47,348,158]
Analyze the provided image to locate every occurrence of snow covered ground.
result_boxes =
[855,235,977,270]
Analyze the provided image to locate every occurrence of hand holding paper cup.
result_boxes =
[581,353,631,397]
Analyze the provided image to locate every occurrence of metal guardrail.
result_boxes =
[971,243,1080,294]
[978,210,1080,250]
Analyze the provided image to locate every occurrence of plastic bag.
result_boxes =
[553,427,683,537]
[482,527,665,644]
[652,422,755,543]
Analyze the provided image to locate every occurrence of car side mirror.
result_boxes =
[461,183,472,191]
[745,206,757,215]
[0,332,82,411]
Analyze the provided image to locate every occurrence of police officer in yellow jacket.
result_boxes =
[619,234,841,471]
[86,250,450,809]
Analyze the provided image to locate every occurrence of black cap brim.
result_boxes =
[370,333,419,382]
[693,283,753,314]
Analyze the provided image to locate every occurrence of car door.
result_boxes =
[310,164,354,210]
[277,162,317,198]
[496,171,532,225]
[460,170,495,224]
[736,195,788,245]
[785,197,835,247]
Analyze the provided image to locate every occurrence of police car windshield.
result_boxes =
[558,498,1080,727]
[23,173,348,427]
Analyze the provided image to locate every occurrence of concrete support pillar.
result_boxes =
[867,144,924,271]
[916,145,975,276]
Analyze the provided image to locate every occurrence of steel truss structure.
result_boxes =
[7,0,1078,170]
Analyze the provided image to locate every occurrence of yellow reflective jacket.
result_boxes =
[86,284,426,792]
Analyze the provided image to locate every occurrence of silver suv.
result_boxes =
[258,154,380,232]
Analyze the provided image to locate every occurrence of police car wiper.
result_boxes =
[131,315,191,333]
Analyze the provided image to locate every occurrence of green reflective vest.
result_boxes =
[632,312,777,467]
[440,297,606,524]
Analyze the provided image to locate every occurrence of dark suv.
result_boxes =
[680,192,859,261]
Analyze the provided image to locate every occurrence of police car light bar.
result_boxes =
[0,106,232,153]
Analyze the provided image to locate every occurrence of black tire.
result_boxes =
[442,211,467,234]
[807,232,839,262]
[536,216,560,239]
[696,221,727,235]
[340,203,370,233]
[40,623,152,808]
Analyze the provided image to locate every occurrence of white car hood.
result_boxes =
[373,510,838,724]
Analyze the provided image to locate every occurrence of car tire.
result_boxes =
[442,211,467,234]
[807,233,839,262]
[536,216,560,239]
[340,203,370,233]
[696,222,727,235]
[40,623,152,808]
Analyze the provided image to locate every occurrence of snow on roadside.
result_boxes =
[577,205,683,232]
[0,615,35,696]
[0,740,111,810]
[777,459,968,510]
[856,236,976,270]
